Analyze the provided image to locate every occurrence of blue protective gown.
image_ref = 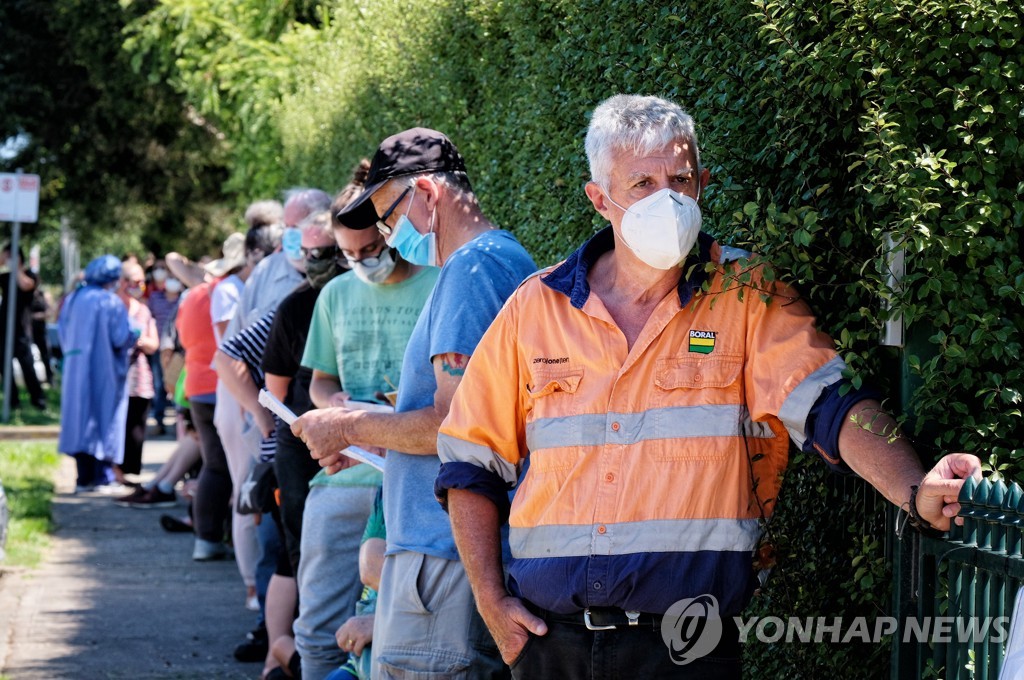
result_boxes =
[57,284,133,462]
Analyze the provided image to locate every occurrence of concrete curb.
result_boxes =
[0,425,60,441]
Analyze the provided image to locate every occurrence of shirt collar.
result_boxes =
[540,226,715,309]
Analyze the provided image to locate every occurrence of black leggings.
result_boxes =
[120,396,151,476]
[189,401,232,543]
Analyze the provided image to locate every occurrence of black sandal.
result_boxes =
[159,514,193,533]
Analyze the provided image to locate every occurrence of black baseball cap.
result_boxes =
[336,127,468,230]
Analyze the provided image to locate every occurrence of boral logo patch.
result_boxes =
[688,330,716,354]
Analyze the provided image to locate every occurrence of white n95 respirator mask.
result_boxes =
[607,188,702,270]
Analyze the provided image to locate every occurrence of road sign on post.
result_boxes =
[2,170,41,423]
[0,173,40,223]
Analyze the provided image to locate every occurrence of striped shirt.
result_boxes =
[220,309,277,461]
[146,289,179,338]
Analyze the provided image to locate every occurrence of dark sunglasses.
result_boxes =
[301,245,340,261]
[375,186,412,236]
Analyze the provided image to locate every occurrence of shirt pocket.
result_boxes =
[651,354,744,461]
[525,366,583,471]
[653,354,743,399]
[527,367,583,399]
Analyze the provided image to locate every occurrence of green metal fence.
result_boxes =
[892,477,1024,679]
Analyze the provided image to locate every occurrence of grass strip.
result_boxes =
[0,441,60,568]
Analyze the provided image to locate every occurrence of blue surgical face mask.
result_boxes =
[282,227,304,270]
[386,189,437,268]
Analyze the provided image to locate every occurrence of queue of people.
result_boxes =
[49,94,980,680]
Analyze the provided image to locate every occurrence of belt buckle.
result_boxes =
[583,608,642,630]
[583,608,617,631]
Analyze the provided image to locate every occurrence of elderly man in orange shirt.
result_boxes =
[435,94,981,679]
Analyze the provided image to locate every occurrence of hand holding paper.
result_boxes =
[264,389,386,473]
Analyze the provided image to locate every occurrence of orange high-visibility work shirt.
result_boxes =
[437,229,846,615]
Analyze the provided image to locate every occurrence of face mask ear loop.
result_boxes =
[602,185,627,214]
[426,181,439,260]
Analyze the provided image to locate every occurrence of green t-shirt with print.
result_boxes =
[301,266,438,402]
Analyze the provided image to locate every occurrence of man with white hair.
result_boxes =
[435,94,982,678]
[232,190,331,334]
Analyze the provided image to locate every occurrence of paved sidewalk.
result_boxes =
[0,434,258,679]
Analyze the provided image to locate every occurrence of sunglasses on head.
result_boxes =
[301,245,340,261]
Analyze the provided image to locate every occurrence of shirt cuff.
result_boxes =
[435,462,512,523]
[803,380,883,473]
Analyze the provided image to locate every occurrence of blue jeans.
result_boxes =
[148,353,167,427]
[255,510,281,620]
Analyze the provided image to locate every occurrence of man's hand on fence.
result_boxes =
[916,453,983,531]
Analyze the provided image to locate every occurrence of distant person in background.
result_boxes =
[176,247,233,562]
[0,243,47,411]
[209,219,286,624]
[115,261,160,487]
[57,255,134,492]
[29,286,54,386]
[146,258,181,435]
[215,193,325,658]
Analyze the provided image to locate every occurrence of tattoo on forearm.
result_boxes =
[441,353,469,377]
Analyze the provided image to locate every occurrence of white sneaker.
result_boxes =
[95,482,132,496]
[192,538,229,561]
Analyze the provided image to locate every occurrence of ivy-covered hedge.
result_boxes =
[124,0,1023,675]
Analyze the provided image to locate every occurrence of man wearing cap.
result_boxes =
[293,128,537,678]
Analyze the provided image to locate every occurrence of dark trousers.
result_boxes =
[31,319,52,384]
[1,333,45,408]
[511,609,742,680]
[190,401,232,543]
[74,453,114,488]
[121,396,151,476]
[273,427,322,575]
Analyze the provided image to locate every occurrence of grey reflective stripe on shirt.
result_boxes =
[437,432,520,486]
[777,356,848,449]
[510,517,763,558]
[525,404,774,452]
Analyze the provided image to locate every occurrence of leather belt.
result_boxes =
[543,606,661,630]
[532,603,742,658]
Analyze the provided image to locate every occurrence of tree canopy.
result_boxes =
[0,0,235,271]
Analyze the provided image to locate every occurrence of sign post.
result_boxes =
[1,171,41,423]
